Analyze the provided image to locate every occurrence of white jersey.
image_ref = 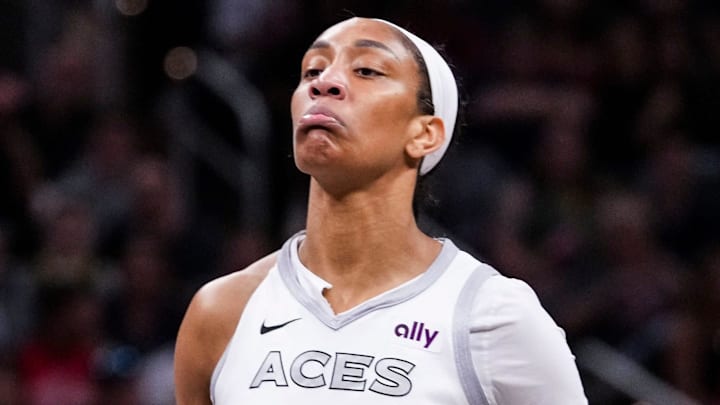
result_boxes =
[211,232,587,404]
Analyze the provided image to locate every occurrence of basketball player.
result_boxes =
[174,17,587,404]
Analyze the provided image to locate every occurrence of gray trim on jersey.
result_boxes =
[277,231,460,330]
[210,343,231,403]
[453,265,498,405]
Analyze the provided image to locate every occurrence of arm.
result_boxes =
[471,277,587,405]
[174,252,277,405]
[174,284,222,405]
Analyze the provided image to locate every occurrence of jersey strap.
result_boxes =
[453,264,498,405]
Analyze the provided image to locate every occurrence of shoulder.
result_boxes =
[182,251,278,358]
[193,252,278,323]
[468,274,587,404]
[449,249,554,331]
[174,251,278,405]
[452,250,542,320]
[477,275,546,318]
[470,274,564,343]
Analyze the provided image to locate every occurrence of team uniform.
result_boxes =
[210,232,587,404]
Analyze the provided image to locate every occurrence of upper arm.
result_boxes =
[471,277,588,405]
[174,252,277,405]
[174,287,218,405]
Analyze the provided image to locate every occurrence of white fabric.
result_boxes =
[211,235,587,404]
[212,253,477,403]
[289,234,424,316]
[470,276,588,404]
[374,19,459,175]
[290,235,332,296]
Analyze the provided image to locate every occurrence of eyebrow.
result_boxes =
[308,39,399,59]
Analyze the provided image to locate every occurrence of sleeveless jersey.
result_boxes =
[211,232,497,404]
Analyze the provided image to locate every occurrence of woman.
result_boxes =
[174,17,587,404]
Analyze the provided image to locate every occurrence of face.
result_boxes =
[291,18,425,185]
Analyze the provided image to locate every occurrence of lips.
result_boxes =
[297,106,345,133]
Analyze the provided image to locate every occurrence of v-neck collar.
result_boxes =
[277,231,459,330]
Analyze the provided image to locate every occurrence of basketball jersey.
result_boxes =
[210,232,587,404]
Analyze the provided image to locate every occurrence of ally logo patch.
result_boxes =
[394,321,440,350]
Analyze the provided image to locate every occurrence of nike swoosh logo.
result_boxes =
[260,318,301,335]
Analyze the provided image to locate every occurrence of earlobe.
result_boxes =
[405,116,446,160]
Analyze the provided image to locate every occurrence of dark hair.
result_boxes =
[389,27,457,221]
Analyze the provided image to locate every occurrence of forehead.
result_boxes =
[310,17,413,59]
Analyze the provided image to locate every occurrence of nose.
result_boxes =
[309,77,346,100]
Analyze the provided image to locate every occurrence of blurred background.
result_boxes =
[0,0,719,404]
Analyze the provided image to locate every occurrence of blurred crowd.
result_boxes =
[0,0,719,404]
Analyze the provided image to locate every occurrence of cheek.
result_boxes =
[355,98,415,158]
[363,92,416,133]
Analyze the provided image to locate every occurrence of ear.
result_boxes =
[405,116,446,160]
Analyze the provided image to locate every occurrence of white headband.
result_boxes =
[374,19,458,175]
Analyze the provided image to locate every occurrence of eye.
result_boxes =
[356,67,383,77]
[303,68,323,79]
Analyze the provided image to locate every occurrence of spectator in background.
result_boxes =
[215,227,272,278]
[92,345,142,405]
[0,71,43,258]
[588,190,683,359]
[0,355,20,404]
[0,225,32,405]
[666,244,720,403]
[0,226,36,357]
[103,234,182,354]
[42,113,139,259]
[31,200,103,286]
[127,159,186,247]
[640,134,701,258]
[208,0,299,67]
[25,7,103,179]
[17,281,102,405]
[114,156,222,287]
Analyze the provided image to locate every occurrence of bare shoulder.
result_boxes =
[174,251,278,405]
[194,251,278,323]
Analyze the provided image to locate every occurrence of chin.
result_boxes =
[294,154,332,176]
[293,140,339,173]
[295,157,356,190]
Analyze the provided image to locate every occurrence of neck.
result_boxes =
[299,173,441,312]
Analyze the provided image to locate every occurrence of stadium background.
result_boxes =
[0,0,719,403]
